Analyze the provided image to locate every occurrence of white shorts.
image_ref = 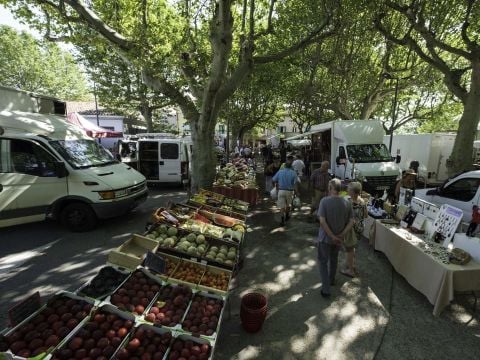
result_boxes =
[277,190,294,208]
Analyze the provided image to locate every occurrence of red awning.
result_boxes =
[67,112,123,138]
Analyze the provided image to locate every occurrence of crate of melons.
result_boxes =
[197,265,232,296]
[203,240,238,270]
[143,223,212,260]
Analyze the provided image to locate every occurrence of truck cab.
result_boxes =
[415,170,480,222]
[0,106,147,232]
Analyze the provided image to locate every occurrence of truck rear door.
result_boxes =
[158,140,181,183]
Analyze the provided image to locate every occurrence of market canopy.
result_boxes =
[67,112,123,138]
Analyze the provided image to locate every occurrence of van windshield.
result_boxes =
[346,144,392,163]
[50,140,116,169]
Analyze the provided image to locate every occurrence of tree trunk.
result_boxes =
[447,63,480,175]
[190,116,217,192]
[140,104,153,132]
[360,95,381,120]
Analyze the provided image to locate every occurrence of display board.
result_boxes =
[432,204,464,247]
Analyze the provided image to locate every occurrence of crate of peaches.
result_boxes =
[197,266,231,296]
[168,260,206,288]
[180,292,225,339]
[164,333,213,360]
[0,292,94,360]
[50,304,135,360]
[107,269,161,316]
[145,252,182,282]
[144,284,193,329]
[113,323,173,360]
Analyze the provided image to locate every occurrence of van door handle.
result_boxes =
[159,161,164,166]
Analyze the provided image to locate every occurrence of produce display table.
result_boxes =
[212,186,258,205]
[1,189,255,360]
[374,222,480,316]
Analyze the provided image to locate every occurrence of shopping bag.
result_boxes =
[292,196,301,208]
[270,188,278,200]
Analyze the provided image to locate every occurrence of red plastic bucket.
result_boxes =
[240,292,268,333]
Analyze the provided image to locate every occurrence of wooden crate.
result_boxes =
[108,234,158,270]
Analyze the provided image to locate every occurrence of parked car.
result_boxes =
[415,170,480,222]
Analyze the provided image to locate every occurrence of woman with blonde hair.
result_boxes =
[341,181,367,277]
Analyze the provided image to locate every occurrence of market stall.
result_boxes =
[212,158,259,205]
[365,192,480,316]
[0,189,252,360]
[374,221,480,316]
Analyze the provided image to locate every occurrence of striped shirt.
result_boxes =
[310,168,330,191]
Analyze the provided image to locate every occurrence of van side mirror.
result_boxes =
[336,156,341,165]
[426,187,439,196]
[55,161,68,178]
[394,155,401,163]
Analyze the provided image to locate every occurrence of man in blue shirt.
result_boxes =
[272,157,298,225]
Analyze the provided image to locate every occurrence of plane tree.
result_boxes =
[375,0,480,174]
[1,0,339,189]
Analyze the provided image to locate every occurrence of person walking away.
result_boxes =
[316,179,354,297]
[292,154,305,195]
[243,146,252,158]
[272,158,297,226]
[292,154,305,177]
[310,161,330,215]
[466,205,480,236]
[279,142,287,164]
[264,159,280,194]
[341,182,367,277]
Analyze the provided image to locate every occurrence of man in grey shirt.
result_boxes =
[316,178,354,297]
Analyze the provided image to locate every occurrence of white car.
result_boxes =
[415,170,480,222]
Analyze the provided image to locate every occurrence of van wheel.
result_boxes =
[61,203,97,232]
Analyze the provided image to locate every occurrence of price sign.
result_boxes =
[144,252,166,274]
[8,292,42,327]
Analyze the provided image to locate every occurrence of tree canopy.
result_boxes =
[0,25,89,100]
[1,0,478,181]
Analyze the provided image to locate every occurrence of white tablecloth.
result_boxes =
[374,222,480,316]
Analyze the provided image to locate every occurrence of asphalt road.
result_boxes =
[0,185,187,328]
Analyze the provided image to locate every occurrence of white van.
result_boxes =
[415,170,480,222]
[133,134,192,184]
[0,111,148,232]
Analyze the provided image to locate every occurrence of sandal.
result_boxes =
[340,269,355,278]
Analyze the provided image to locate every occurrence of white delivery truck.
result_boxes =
[0,110,148,232]
[288,120,401,194]
[384,133,456,186]
[119,133,192,185]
